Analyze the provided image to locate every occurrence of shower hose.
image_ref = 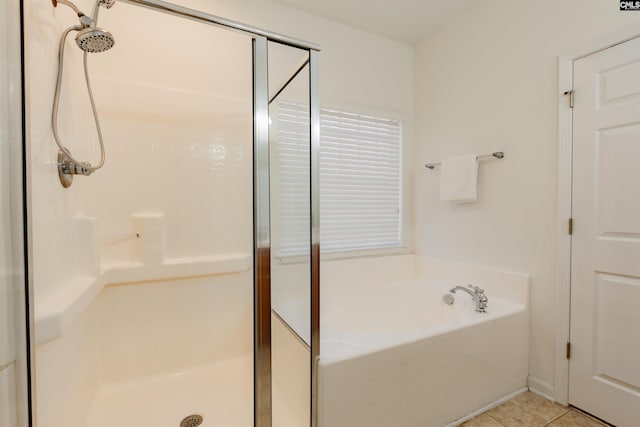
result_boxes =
[51,25,106,174]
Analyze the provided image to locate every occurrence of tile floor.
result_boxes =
[462,392,612,427]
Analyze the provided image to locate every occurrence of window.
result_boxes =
[275,102,402,256]
[319,108,402,252]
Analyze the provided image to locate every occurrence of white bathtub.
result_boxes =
[317,257,529,427]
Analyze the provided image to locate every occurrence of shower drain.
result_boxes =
[180,414,204,427]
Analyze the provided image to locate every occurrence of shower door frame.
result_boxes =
[117,2,321,426]
[7,0,36,425]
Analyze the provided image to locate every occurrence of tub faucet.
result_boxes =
[449,284,488,313]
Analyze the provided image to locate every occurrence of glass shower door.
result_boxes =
[1,0,31,425]
[31,3,256,426]
[266,40,320,427]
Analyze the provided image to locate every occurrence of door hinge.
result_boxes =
[564,90,574,108]
[566,342,571,359]
[568,218,573,235]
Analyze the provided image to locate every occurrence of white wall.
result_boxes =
[413,0,640,396]
[176,0,414,116]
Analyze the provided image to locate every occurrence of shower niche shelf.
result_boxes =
[34,214,251,345]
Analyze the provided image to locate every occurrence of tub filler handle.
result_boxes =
[446,284,488,313]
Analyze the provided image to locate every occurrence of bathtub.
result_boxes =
[317,257,529,427]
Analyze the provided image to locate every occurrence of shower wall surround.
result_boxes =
[26,2,108,424]
[25,0,413,426]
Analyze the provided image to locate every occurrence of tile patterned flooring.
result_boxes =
[462,392,612,427]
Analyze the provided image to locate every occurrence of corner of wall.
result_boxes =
[527,376,555,402]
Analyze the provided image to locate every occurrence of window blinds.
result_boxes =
[275,101,402,256]
[275,102,311,256]
[319,107,402,252]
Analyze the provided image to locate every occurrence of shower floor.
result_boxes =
[86,355,253,427]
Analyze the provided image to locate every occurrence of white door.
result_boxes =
[570,36,640,427]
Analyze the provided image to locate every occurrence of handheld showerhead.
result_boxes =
[91,0,116,23]
[51,0,116,187]
[53,0,116,52]
[99,0,116,9]
[76,27,115,53]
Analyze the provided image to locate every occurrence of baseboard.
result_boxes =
[445,387,528,427]
[527,376,555,401]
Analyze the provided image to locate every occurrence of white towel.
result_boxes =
[440,154,478,202]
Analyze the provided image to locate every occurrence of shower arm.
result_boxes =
[52,0,80,15]
[52,0,94,27]
[91,0,102,23]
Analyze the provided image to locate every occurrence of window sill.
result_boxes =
[275,245,411,265]
[321,245,411,261]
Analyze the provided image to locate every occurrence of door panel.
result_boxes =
[595,274,640,390]
[268,41,312,427]
[570,36,640,427]
[597,125,640,237]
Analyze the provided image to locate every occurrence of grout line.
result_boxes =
[451,388,527,426]
[528,386,556,402]
[543,408,571,426]
[468,391,573,427]
[569,408,613,427]
[485,413,508,426]
[467,392,614,427]
[507,391,571,426]
[510,401,560,424]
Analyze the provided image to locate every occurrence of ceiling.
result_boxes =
[271,0,475,44]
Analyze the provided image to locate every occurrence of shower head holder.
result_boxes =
[58,150,94,188]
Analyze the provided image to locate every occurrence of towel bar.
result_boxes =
[425,152,504,170]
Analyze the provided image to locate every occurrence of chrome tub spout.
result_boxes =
[449,284,488,313]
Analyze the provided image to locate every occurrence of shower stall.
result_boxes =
[15,0,320,425]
